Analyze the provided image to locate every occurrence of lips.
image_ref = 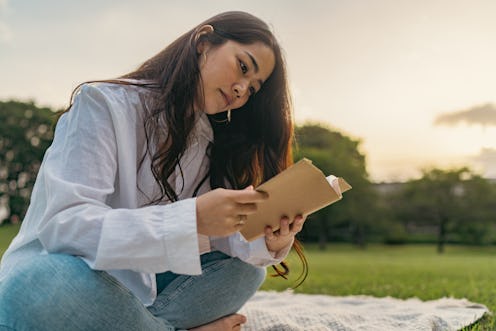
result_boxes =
[220,89,232,109]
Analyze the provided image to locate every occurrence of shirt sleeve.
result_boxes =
[210,232,293,267]
[36,84,202,275]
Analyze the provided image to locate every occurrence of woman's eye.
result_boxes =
[249,86,256,96]
[239,60,248,74]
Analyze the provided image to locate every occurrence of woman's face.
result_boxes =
[197,40,275,115]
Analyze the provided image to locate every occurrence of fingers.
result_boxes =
[264,215,304,253]
[231,187,269,204]
[224,187,268,218]
[266,215,307,238]
[265,225,275,240]
[291,215,306,233]
[278,216,291,236]
[234,202,258,215]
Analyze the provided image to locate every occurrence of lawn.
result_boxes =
[262,243,496,330]
[0,223,20,257]
[1,223,495,330]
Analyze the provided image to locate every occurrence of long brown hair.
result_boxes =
[121,11,295,195]
[66,11,307,285]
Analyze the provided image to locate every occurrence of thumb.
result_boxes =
[243,185,254,190]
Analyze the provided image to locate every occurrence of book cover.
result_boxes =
[240,158,352,242]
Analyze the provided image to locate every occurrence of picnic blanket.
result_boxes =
[240,291,489,331]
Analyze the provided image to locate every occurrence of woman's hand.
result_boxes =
[196,186,268,237]
[264,215,306,253]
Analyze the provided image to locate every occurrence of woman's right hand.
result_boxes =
[196,186,268,236]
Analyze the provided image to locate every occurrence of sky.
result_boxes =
[1,0,495,182]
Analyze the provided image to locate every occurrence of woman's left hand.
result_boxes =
[264,215,306,253]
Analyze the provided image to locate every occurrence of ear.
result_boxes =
[195,24,214,54]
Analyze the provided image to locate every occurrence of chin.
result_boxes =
[205,107,226,115]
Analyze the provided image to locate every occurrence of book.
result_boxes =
[239,158,352,242]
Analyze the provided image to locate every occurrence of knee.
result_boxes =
[208,259,266,320]
[4,254,88,295]
[229,258,267,293]
[0,254,90,328]
[1,254,79,297]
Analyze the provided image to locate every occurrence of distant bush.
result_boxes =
[0,100,56,224]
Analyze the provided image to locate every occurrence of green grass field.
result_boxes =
[0,223,20,257]
[261,244,496,330]
[1,223,495,330]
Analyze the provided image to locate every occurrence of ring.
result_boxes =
[236,215,247,226]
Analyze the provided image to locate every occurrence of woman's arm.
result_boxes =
[36,84,201,275]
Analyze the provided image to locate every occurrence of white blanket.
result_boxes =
[240,291,489,331]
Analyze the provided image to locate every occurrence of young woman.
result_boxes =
[0,11,306,331]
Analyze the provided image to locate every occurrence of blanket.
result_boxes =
[240,291,489,331]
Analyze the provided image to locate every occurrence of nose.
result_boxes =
[233,80,249,99]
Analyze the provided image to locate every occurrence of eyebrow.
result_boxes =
[244,51,264,87]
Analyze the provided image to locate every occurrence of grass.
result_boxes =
[261,244,496,330]
[0,223,20,257]
[1,224,495,330]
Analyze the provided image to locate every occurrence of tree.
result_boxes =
[395,167,496,252]
[293,123,377,248]
[0,100,56,224]
[455,175,496,245]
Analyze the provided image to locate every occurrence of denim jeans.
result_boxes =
[0,251,266,331]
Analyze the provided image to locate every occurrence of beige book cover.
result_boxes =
[240,158,352,242]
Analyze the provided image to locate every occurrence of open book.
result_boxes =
[240,158,352,242]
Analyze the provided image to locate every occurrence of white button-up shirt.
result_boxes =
[0,82,290,306]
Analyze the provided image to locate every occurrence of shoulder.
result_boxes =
[75,80,157,107]
[71,80,158,121]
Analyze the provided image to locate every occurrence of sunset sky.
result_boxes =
[1,0,495,182]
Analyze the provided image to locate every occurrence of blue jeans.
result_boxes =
[0,251,266,331]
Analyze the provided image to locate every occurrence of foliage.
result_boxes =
[0,100,56,224]
[390,168,496,252]
[293,123,379,247]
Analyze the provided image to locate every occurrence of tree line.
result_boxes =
[1,100,496,251]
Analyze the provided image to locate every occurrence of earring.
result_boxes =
[202,52,207,65]
[211,110,231,124]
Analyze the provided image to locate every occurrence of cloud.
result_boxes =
[434,103,496,127]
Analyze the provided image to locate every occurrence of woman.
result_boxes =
[0,11,306,331]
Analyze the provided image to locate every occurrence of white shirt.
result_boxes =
[0,82,291,306]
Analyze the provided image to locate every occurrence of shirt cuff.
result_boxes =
[161,198,202,275]
[248,237,292,266]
